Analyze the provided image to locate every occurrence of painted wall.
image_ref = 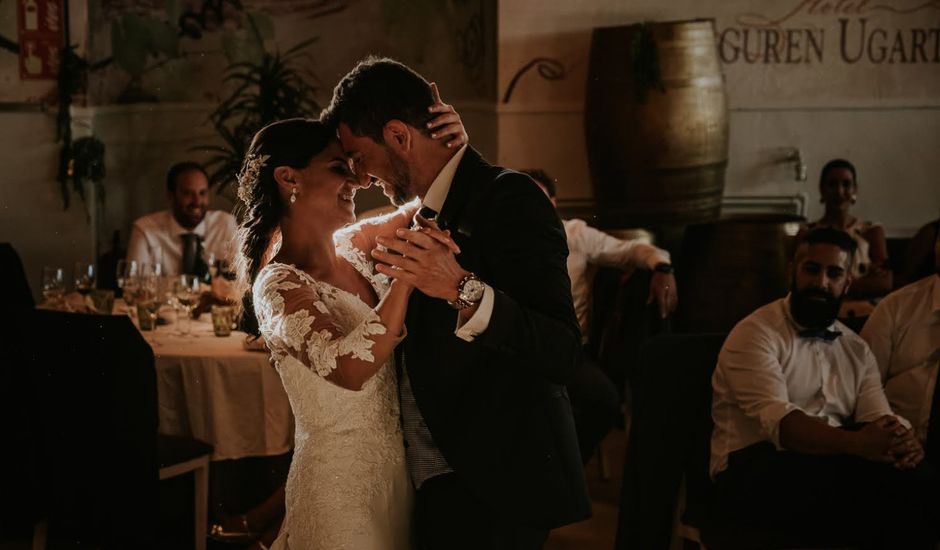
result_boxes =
[0,0,497,299]
[496,0,940,232]
[3,0,939,300]
[0,111,95,294]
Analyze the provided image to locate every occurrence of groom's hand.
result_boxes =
[372,228,467,302]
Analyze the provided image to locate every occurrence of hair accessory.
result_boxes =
[236,153,271,204]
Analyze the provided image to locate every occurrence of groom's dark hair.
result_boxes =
[322,56,436,143]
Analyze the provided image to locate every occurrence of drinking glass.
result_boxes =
[74,261,96,296]
[89,289,115,314]
[174,274,200,336]
[207,252,218,279]
[134,274,162,343]
[116,259,138,296]
[41,267,65,306]
[122,273,140,318]
[211,305,235,337]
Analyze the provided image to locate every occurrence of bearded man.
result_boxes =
[709,226,938,548]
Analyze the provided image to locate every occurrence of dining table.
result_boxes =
[128,303,294,461]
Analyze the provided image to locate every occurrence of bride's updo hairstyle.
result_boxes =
[235,117,333,334]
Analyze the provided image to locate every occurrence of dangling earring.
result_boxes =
[290,187,297,204]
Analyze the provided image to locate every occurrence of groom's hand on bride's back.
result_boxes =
[372,224,467,302]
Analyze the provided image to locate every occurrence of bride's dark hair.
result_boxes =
[235,118,334,334]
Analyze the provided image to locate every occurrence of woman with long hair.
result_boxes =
[235,96,465,549]
[802,158,892,297]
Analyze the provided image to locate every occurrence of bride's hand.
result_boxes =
[426,83,468,149]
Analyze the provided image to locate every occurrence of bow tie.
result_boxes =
[798,328,842,341]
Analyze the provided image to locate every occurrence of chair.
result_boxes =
[592,267,671,398]
[27,310,212,550]
[615,333,726,550]
[1,242,35,310]
[0,244,42,541]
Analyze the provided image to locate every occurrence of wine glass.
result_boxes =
[175,274,201,336]
[121,273,140,319]
[207,252,218,279]
[41,267,65,306]
[135,274,162,344]
[74,261,96,296]
[116,259,138,296]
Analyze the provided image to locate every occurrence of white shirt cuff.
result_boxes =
[455,284,494,342]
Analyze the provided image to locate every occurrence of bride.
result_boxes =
[234,94,466,549]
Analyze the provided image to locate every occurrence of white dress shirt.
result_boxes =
[710,297,901,477]
[126,210,237,275]
[418,145,494,341]
[861,274,940,444]
[563,219,670,340]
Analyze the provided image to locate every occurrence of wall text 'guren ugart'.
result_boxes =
[720,19,940,64]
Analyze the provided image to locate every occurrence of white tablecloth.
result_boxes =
[146,313,293,461]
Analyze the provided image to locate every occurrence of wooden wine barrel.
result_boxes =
[585,19,729,228]
[675,214,803,333]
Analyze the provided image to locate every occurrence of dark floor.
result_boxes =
[545,428,626,550]
[0,433,628,550]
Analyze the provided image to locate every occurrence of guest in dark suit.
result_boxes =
[323,57,590,549]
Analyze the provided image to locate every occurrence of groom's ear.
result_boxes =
[383,120,412,154]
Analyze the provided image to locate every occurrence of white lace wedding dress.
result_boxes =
[254,232,411,550]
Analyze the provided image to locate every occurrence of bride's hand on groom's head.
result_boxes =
[427,82,468,149]
[372,226,466,302]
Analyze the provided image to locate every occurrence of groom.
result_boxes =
[323,57,590,548]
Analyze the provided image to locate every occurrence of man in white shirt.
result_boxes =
[711,227,937,547]
[126,162,236,277]
[526,169,676,462]
[524,169,676,333]
[862,229,940,461]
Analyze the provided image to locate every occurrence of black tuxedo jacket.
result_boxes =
[401,147,591,529]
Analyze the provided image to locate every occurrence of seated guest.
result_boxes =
[526,168,677,462]
[711,227,936,548]
[900,217,939,286]
[799,158,892,297]
[126,161,236,277]
[861,229,940,461]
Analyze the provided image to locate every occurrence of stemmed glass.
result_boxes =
[121,273,140,320]
[41,267,65,307]
[135,273,162,344]
[174,275,200,336]
[116,260,138,296]
[74,261,96,296]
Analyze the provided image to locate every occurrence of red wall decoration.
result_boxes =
[17,0,65,80]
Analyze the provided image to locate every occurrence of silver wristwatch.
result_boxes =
[449,273,485,310]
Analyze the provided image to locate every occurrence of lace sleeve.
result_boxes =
[253,264,389,377]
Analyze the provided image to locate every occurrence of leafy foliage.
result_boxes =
[198,36,320,193]
[56,45,100,210]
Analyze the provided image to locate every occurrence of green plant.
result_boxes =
[56,44,108,210]
[199,36,320,193]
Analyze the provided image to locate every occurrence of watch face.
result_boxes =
[460,278,486,302]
